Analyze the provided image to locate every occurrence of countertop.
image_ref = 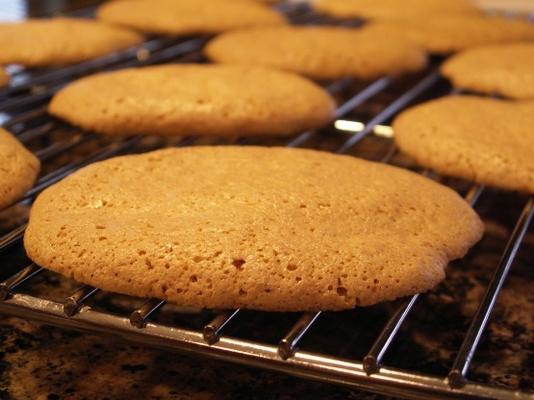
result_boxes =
[0,317,386,400]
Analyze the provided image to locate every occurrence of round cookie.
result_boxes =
[441,43,534,100]
[0,68,9,87]
[205,26,428,80]
[24,146,483,311]
[0,128,40,209]
[0,18,143,68]
[314,0,480,20]
[393,95,534,193]
[48,64,335,137]
[366,16,534,54]
[97,0,286,36]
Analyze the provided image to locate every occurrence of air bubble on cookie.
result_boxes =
[144,258,153,270]
[287,264,297,271]
[232,258,246,270]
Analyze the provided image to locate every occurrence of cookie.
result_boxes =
[441,43,534,100]
[205,26,428,80]
[48,64,335,137]
[24,146,483,311]
[393,95,534,193]
[0,128,40,209]
[366,16,534,54]
[0,18,143,68]
[97,0,286,36]
[0,69,9,87]
[314,0,480,20]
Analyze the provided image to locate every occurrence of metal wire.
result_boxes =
[0,264,43,301]
[3,37,179,92]
[64,285,100,317]
[0,37,207,112]
[336,71,441,154]
[0,294,528,400]
[278,312,322,360]
[130,299,166,329]
[448,198,534,388]
[203,310,241,345]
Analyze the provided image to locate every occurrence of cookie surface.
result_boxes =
[24,146,483,311]
[314,0,479,20]
[48,64,335,137]
[0,18,143,68]
[441,43,534,100]
[0,129,40,209]
[367,16,534,54]
[205,26,428,80]
[393,96,534,193]
[97,0,285,36]
[0,69,8,87]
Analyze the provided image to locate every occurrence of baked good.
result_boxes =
[48,64,335,137]
[24,146,483,311]
[205,25,428,80]
[366,16,534,54]
[0,69,9,87]
[0,128,40,209]
[97,0,286,36]
[0,18,143,68]
[314,0,480,20]
[393,95,534,193]
[441,43,534,100]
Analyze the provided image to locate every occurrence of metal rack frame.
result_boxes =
[0,3,532,399]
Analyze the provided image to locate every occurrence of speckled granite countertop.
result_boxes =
[0,317,389,400]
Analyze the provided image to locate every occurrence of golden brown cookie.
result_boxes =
[441,43,534,100]
[0,69,9,87]
[314,0,480,20]
[24,146,483,311]
[393,95,534,193]
[0,128,40,209]
[97,0,286,36]
[48,64,335,137]
[0,18,143,68]
[205,26,428,80]
[366,16,534,54]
